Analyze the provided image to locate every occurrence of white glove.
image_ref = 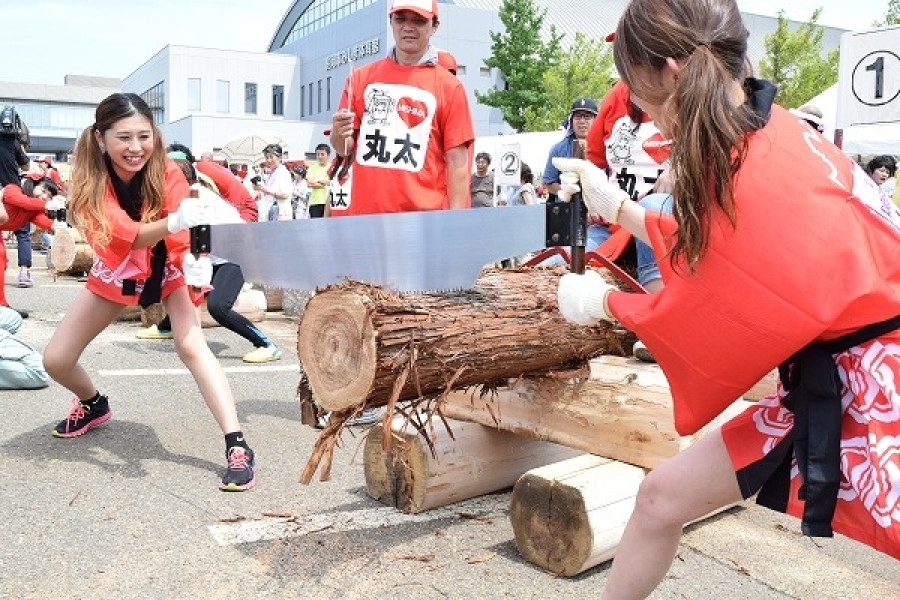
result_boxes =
[552,157,631,223]
[167,187,217,233]
[182,254,213,288]
[45,195,67,211]
[51,220,68,233]
[557,270,615,326]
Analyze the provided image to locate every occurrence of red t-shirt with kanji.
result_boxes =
[331,58,474,216]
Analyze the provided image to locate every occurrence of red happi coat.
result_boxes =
[607,105,900,558]
[83,160,201,306]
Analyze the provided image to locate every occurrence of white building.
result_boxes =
[117,0,847,161]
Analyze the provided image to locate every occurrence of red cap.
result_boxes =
[437,50,458,75]
[39,155,52,167]
[389,0,438,20]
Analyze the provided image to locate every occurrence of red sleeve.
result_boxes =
[32,213,53,231]
[196,161,257,222]
[2,184,46,211]
[84,184,143,270]
[441,78,475,152]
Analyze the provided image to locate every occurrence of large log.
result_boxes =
[364,417,581,513]
[441,356,755,470]
[50,227,93,274]
[296,268,635,413]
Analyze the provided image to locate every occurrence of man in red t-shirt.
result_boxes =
[329,0,474,216]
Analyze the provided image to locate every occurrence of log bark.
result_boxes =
[297,267,635,413]
[442,356,754,470]
[364,417,580,513]
[50,227,93,274]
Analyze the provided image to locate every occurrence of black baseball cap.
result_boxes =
[570,97,598,115]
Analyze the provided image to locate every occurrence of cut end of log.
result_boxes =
[297,291,378,411]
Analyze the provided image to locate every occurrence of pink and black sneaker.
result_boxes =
[219,446,256,492]
[52,395,112,438]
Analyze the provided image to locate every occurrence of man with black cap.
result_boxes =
[542,97,598,201]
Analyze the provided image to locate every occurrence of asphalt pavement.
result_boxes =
[0,258,897,599]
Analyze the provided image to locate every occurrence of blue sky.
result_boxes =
[3,0,891,86]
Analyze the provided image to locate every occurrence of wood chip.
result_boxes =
[467,552,497,564]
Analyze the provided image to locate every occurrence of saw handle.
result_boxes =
[569,191,587,274]
[187,189,211,292]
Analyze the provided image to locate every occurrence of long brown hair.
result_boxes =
[69,93,167,244]
[613,0,758,269]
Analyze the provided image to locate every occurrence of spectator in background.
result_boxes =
[291,165,310,218]
[35,156,64,190]
[470,152,494,208]
[329,0,474,215]
[306,144,331,218]
[867,154,896,200]
[14,176,59,288]
[543,97,598,201]
[254,144,292,221]
[0,112,32,317]
[511,162,535,205]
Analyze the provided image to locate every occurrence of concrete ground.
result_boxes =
[0,257,897,599]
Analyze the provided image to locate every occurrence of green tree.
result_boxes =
[523,33,616,132]
[476,0,562,132]
[759,9,839,108]
[875,0,900,26]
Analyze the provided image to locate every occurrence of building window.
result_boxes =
[317,80,322,114]
[280,0,380,47]
[141,81,165,125]
[245,83,257,114]
[187,78,201,112]
[457,65,466,76]
[326,76,332,111]
[217,80,230,113]
[272,85,285,116]
[480,67,491,77]
[308,82,313,115]
[300,85,305,118]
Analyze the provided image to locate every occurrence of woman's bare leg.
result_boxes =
[602,429,743,600]
[43,287,122,399]
[164,287,240,433]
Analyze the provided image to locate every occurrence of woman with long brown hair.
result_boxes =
[554,0,899,596]
[42,93,257,492]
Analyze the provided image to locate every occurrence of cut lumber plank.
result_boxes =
[442,355,755,469]
[296,267,635,413]
[364,417,581,513]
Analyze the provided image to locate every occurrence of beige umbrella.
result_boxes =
[219,132,287,163]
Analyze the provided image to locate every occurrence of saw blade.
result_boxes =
[209,205,547,292]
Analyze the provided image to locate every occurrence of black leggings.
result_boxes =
[308,203,326,218]
[158,263,272,348]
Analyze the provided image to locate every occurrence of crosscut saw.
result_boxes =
[194,197,591,293]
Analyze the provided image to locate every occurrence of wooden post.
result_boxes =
[364,417,581,514]
[49,227,93,275]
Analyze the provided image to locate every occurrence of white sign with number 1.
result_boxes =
[836,25,900,128]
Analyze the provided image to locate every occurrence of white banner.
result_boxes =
[836,26,900,128]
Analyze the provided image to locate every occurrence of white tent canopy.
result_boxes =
[801,84,900,156]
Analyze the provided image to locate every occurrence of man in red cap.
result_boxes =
[329,0,474,216]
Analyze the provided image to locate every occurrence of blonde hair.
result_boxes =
[613,0,759,270]
[69,93,167,244]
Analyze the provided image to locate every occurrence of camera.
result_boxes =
[250,175,262,185]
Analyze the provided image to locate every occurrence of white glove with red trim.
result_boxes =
[557,270,615,326]
[182,253,213,288]
[552,157,630,224]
